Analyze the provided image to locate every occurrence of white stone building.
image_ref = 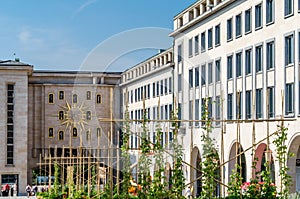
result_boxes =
[170,0,300,196]
[120,48,174,180]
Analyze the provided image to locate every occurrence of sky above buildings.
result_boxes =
[0,0,195,72]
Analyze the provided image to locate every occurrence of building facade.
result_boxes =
[170,0,300,196]
[0,60,121,195]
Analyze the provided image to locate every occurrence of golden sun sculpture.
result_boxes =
[60,101,89,132]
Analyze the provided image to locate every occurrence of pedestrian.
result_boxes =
[25,184,31,198]
[32,184,38,196]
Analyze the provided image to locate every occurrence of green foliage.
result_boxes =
[273,123,293,198]
[198,98,220,199]
[120,102,134,199]
[169,107,185,199]
[227,165,243,198]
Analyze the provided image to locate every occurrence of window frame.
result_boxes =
[215,24,221,47]
[208,28,213,49]
[235,13,242,38]
[58,91,64,100]
[266,40,275,70]
[195,35,199,55]
[189,38,193,57]
[284,0,294,17]
[255,44,263,73]
[227,18,233,41]
[48,127,54,138]
[48,93,54,104]
[245,47,252,75]
[256,89,263,119]
[285,83,294,116]
[227,55,233,79]
[236,51,243,77]
[255,3,262,30]
[215,59,221,82]
[58,130,64,141]
[201,31,206,52]
[285,33,295,66]
[96,94,102,104]
[86,91,91,100]
[245,8,252,34]
[266,0,275,25]
[72,127,78,137]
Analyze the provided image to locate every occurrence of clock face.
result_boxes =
[60,101,88,131]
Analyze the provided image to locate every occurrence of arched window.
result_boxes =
[72,127,78,137]
[59,91,64,100]
[73,94,78,104]
[48,128,54,138]
[58,131,64,140]
[96,94,102,104]
[86,111,91,120]
[59,111,64,120]
[48,93,54,104]
[87,91,91,100]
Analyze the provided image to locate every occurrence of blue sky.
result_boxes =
[0,0,195,71]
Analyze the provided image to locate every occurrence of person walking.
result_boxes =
[25,184,31,198]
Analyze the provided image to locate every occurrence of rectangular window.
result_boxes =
[195,67,200,87]
[195,35,199,54]
[215,59,221,82]
[227,18,233,41]
[201,32,206,52]
[156,81,159,96]
[215,24,221,46]
[147,84,150,98]
[189,38,193,57]
[48,93,54,104]
[160,80,163,95]
[195,99,200,126]
[227,55,233,79]
[236,92,242,119]
[285,34,294,66]
[189,69,193,88]
[73,94,78,104]
[255,45,263,72]
[255,4,262,29]
[245,9,252,33]
[285,83,294,115]
[201,98,205,126]
[266,41,275,69]
[189,101,192,126]
[201,64,206,86]
[285,0,293,16]
[164,79,168,95]
[208,28,213,49]
[208,63,213,84]
[256,89,263,119]
[7,84,14,165]
[267,87,275,118]
[178,45,182,62]
[168,77,172,93]
[152,83,155,97]
[215,96,221,125]
[236,52,242,77]
[266,0,274,24]
[245,48,252,75]
[236,14,242,37]
[178,74,182,91]
[227,94,233,120]
[246,90,252,119]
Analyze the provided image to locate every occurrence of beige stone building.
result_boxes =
[0,60,121,195]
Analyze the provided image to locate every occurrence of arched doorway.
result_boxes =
[228,143,247,183]
[287,135,300,193]
[254,143,275,182]
[190,147,202,197]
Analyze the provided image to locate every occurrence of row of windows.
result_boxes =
[227,1,275,43]
[129,104,173,122]
[48,127,102,140]
[7,84,14,165]
[130,131,173,149]
[188,60,221,88]
[58,110,92,121]
[126,77,172,104]
[188,24,221,58]
[48,92,102,104]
